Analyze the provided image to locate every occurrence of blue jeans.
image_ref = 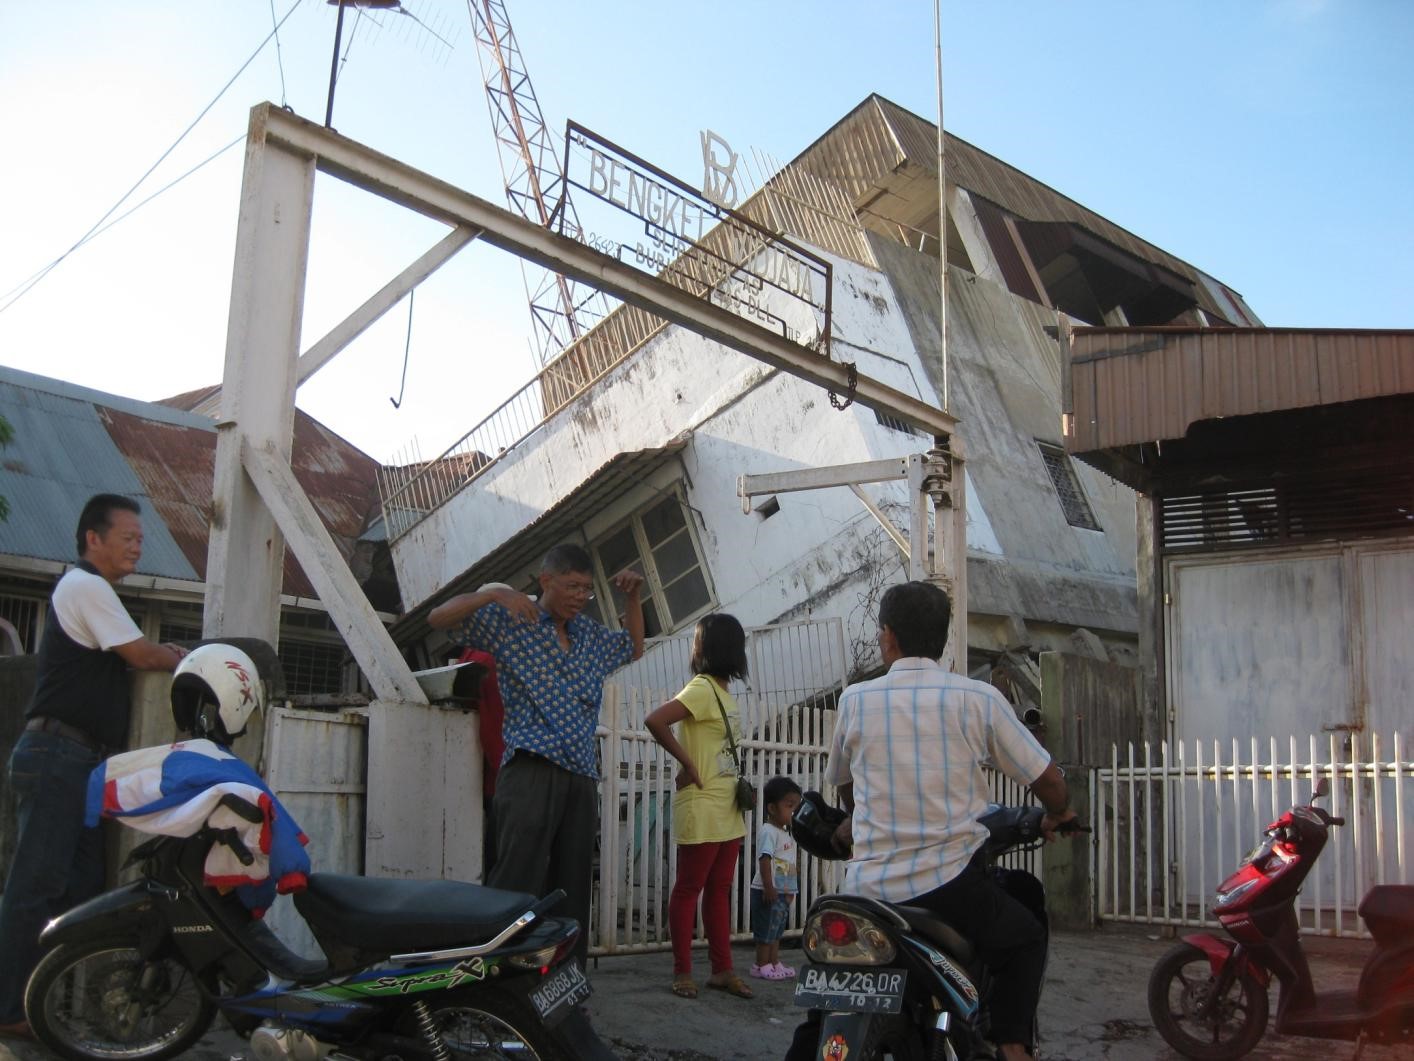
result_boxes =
[750,887,792,943]
[0,731,105,1022]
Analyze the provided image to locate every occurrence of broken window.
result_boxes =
[592,488,714,637]
[1037,442,1101,530]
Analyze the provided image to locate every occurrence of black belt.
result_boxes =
[25,716,106,755]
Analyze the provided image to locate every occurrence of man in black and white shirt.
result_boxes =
[0,494,186,1039]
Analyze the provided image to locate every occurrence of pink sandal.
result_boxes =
[750,963,792,981]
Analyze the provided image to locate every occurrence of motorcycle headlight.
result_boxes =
[1214,877,1262,908]
[802,910,896,965]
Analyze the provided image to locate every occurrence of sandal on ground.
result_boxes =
[706,971,754,997]
[773,962,797,978]
[670,976,698,999]
[750,963,791,981]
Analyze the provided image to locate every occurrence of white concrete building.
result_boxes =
[382,95,1260,693]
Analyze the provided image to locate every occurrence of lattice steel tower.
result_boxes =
[467,0,601,366]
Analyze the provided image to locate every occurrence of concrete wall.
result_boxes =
[872,235,1139,650]
[395,233,1142,674]
[1038,650,1142,929]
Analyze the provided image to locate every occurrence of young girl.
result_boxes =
[750,776,802,979]
[645,613,753,1001]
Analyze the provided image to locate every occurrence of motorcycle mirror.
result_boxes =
[1312,776,1330,801]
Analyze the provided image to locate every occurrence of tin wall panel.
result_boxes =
[1067,328,1414,453]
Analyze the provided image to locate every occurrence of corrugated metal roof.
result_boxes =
[0,367,383,600]
[790,95,1260,326]
[0,373,198,577]
[1065,327,1414,453]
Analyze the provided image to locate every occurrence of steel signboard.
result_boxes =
[558,121,831,356]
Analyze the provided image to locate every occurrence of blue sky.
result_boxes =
[1,0,1410,461]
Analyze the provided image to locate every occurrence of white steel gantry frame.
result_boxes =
[207,101,960,704]
[737,448,969,671]
[208,101,964,878]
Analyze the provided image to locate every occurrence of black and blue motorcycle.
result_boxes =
[23,808,600,1061]
[789,794,1081,1060]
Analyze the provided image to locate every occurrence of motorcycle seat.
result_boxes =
[893,906,976,967]
[1358,885,1414,943]
[294,873,541,954]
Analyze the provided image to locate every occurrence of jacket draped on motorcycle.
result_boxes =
[85,738,310,915]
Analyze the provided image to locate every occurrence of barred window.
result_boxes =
[1037,442,1101,530]
[158,600,203,645]
[0,595,42,653]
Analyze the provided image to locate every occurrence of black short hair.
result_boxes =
[689,612,748,681]
[76,494,141,559]
[541,543,593,576]
[763,776,802,808]
[878,581,951,660]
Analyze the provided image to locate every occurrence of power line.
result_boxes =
[0,0,305,318]
[269,0,290,106]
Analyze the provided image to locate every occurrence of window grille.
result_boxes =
[278,637,348,697]
[1037,442,1101,530]
[0,596,42,653]
[874,409,922,436]
[158,601,203,645]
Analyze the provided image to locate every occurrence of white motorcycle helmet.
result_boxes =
[171,643,264,743]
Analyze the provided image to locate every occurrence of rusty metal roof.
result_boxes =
[1065,326,1414,455]
[0,366,382,599]
[791,95,1260,326]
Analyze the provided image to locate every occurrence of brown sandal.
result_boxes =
[705,971,753,998]
[671,976,698,999]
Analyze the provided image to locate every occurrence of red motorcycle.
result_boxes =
[1147,778,1414,1059]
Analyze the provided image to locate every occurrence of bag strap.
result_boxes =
[707,680,744,774]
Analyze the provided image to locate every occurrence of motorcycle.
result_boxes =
[789,794,1081,1060]
[1147,777,1414,1059]
[24,806,601,1061]
[23,642,610,1061]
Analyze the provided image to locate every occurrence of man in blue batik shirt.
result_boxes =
[429,544,645,963]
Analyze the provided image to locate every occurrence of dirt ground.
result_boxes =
[2,925,1406,1060]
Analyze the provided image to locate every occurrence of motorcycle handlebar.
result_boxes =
[1328,816,1346,827]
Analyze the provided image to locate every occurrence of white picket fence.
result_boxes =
[589,616,852,955]
[1093,732,1413,939]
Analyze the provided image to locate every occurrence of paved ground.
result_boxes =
[1,925,1405,1059]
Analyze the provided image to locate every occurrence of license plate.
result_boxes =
[793,965,907,1014]
[529,961,592,1024]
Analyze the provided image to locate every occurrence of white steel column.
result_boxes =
[205,110,316,647]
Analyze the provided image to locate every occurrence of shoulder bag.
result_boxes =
[708,681,756,813]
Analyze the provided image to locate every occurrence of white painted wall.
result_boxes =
[394,234,1141,668]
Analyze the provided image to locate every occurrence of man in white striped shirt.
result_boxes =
[825,581,1076,1061]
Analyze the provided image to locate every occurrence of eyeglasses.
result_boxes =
[558,578,596,601]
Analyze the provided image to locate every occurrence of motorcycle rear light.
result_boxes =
[803,910,896,966]
[507,945,559,971]
[822,912,857,946]
[506,927,579,973]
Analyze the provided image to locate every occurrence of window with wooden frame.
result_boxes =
[591,488,714,637]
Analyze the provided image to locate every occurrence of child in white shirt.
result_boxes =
[750,776,803,979]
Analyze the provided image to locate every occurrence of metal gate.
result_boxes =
[1093,732,1412,939]
[261,705,368,958]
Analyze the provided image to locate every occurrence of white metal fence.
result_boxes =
[1093,732,1412,939]
[589,617,850,955]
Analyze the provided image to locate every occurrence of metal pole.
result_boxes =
[935,0,948,414]
[324,0,348,128]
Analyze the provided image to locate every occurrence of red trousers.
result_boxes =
[669,838,741,976]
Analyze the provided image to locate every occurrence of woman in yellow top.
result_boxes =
[645,612,753,1001]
